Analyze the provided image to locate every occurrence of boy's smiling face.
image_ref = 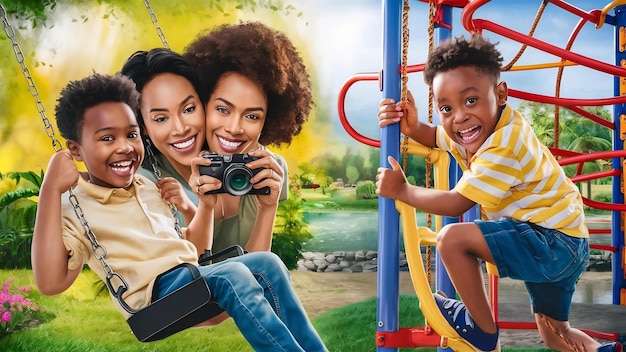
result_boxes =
[433,66,507,155]
[67,101,144,188]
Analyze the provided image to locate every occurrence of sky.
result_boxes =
[0,0,619,173]
[296,0,617,145]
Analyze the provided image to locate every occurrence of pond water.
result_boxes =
[302,211,435,252]
[302,212,614,253]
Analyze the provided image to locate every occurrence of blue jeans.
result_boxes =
[155,251,328,352]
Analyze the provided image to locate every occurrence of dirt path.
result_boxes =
[291,270,416,318]
[291,270,618,349]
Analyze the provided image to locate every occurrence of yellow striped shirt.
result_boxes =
[436,105,588,238]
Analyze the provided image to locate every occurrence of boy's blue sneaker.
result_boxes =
[433,291,498,351]
[598,342,623,352]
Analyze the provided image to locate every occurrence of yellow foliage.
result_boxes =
[0,176,18,196]
[61,269,107,301]
[1,1,336,177]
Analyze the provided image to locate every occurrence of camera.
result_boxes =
[199,153,270,196]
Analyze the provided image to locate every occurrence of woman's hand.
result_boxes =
[189,153,222,208]
[246,149,283,208]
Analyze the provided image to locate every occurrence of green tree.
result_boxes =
[345,165,359,185]
[311,152,342,183]
[342,147,365,182]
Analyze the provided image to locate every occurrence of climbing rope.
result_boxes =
[502,1,547,71]
[398,0,436,288]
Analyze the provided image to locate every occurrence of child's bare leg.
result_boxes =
[535,313,601,352]
[436,222,497,334]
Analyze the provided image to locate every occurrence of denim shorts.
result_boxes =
[476,218,589,321]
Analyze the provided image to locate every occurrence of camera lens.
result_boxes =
[224,166,253,196]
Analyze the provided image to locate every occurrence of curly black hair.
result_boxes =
[423,34,503,86]
[55,73,140,142]
[183,21,313,146]
[120,48,208,127]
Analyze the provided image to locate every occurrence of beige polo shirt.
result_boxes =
[61,173,198,318]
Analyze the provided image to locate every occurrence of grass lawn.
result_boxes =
[0,269,552,352]
[0,185,610,351]
[301,188,378,212]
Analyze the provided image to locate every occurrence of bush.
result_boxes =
[0,277,43,337]
[0,171,42,269]
[355,181,376,199]
[273,175,312,269]
[592,192,612,203]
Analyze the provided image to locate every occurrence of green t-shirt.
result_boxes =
[138,149,289,252]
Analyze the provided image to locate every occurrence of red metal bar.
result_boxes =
[471,19,626,76]
[337,64,424,148]
[462,0,601,33]
[546,0,601,23]
[558,150,626,166]
[591,244,618,252]
[590,228,612,235]
[566,106,615,130]
[509,88,626,106]
[337,72,380,148]
[376,328,442,348]
[570,170,620,183]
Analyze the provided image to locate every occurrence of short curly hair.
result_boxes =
[55,73,140,142]
[183,21,313,146]
[423,34,503,86]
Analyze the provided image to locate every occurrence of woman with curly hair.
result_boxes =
[183,21,313,254]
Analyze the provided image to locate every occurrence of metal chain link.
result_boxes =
[144,137,183,238]
[1,4,63,153]
[0,3,128,296]
[140,0,185,238]
[143,0,170,49]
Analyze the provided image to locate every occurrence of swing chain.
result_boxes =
[143,0,170,49]
[144,137,183,239]
[69,193,116,275]
[0,4,63,152]
[1,3,129,295]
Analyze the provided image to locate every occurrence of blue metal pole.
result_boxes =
[613,5,626,306]
[377,0,401,351]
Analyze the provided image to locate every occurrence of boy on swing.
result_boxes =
[376,35,621,352]
[32,72,327,352]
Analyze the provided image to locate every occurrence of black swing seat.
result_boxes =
[126,245,245,342]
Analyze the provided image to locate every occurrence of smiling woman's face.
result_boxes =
[140,72,206,173]
[205,72,267,155]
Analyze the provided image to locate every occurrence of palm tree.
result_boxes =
[518,102,613,199]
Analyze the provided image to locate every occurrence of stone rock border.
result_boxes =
[297,250,612,273]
